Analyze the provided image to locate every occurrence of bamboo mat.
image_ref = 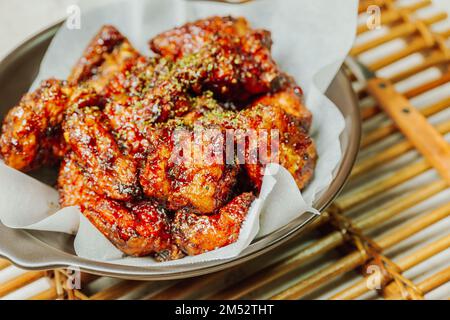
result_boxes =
[0,0,449,300]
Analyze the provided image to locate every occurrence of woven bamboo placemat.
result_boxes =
[0,0,449,300]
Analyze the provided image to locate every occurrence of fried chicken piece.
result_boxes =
[180,91,225,126]
[251,86,312,132]
[63,106,140,201]
[0,79,72,171]
[172,192,255,256]
[58,152,182,259]
[238,104,317,191]
[197,102,316,191]
[1,26,141,171]
[150,16,281,102]
[58,152,97,208]
[140,122,239,214]
[83,198,182,258]
[68,25,141,92]
[150,16,249,59]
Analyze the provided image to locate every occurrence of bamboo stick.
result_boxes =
[352,23,416,56]
[330,202,450,299]
[360,98,450,148]
[383,235,450,299]
[29,287,58,300]
[404,69,450,98]
[351,13,447,56]
[90,281,144,300]
[359,0,387,14]
[0,259,10,271]
[369,36,432,71]
[367,78,450,184]
[272,232,450,300]
[335,159,430,211]
[272,251,368,300]
[357,1,432,35]
[353,121,450,178]
[354,180,446,230]
[0,271,46,298]
[389,50,449,84]
[416,266,450,294]
[210,181,446,300]
[361,69,450,120]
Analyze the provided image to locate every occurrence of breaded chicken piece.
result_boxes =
[150,16,281,102]
[63,105,140,201]
[172,192,255,256]
[140,122,239,214]
[0,79,72,171]
[58,152,182,259]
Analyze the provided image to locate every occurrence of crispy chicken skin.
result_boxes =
[150,16,281,101]
[238,104,317,191]
[0,27,140,171]
[68,25,140,92]
[199,103,317,192]
[150,16,250,59]
[58,152,96,208]
[251,86,312,132]
[63,106,140,201]
[83,198,181,258]
[0,79,71,171]
[172,192,255,256]
[58,152,182,259]
[140,122,239,214]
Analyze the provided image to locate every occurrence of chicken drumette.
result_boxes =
[198,102,316,192]
[0,26,140,171]
[140,120,239,214]
[58,152,182,259]
[150,16,282,102]
[172,192,255,256]
[63,104,140,201]
[0,79,71,171]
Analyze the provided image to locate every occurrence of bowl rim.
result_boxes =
[0,22,361,280]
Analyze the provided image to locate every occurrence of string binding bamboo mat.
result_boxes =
[0,0,449,300]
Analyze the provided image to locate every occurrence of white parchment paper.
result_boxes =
[0,0,358,266]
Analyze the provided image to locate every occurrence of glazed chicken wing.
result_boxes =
[251,86,312,132]
[172,192,255,256]
[68,25,141,93]
[238,104,317,191]
[63,105,140,201]
[140,121,239,214]
[58,152,182,259]
[1,26,141,171]
[150,16,281,102]
[0,79,72,171]
[198,102,316,192]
